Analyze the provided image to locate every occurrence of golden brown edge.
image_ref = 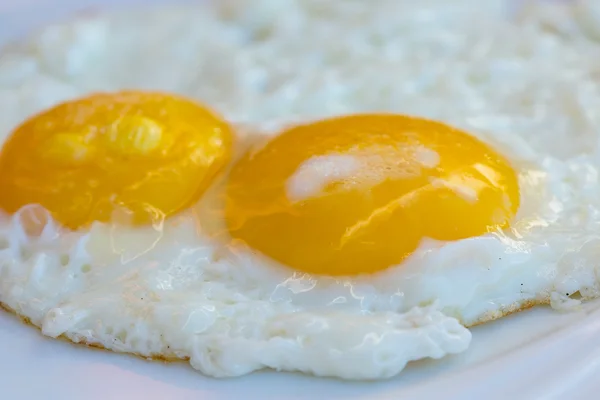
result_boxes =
[0,301,186,364]
[1,297,553,364]
[467,298,548,327]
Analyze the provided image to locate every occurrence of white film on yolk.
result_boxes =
[1,0,600,380]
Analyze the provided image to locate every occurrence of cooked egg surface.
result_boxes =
[0,91,232,229]
[2,0,600,380]
[225,114,520,276]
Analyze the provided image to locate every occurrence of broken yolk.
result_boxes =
[0,91,232,229]
[225,114,520,276]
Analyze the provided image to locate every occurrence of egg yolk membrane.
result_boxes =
[225,114,520,276]
[0,91,232,229]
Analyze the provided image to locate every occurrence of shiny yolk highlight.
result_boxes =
[0,91,232,229]
[225,114,520,276]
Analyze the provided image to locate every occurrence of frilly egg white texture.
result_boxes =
[2,0,600,380]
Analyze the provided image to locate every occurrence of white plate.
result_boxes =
[2,1,600,399]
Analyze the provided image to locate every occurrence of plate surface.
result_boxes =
[2,1,600,399]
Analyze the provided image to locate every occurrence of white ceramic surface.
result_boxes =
[2,1,600,399]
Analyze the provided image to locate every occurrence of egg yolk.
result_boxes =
[0,91,232,229]
[225,114,520,276]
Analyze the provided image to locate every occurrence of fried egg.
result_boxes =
[1,0,600,381]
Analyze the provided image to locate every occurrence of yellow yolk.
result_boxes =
[0,91,232,229]
[225,114,520,276]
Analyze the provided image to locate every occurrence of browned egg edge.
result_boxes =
[0,301,183,363]
[0,296,568,368]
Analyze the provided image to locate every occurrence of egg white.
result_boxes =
[2,0,600,380]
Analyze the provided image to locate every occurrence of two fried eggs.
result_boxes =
[2,0,600,380]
